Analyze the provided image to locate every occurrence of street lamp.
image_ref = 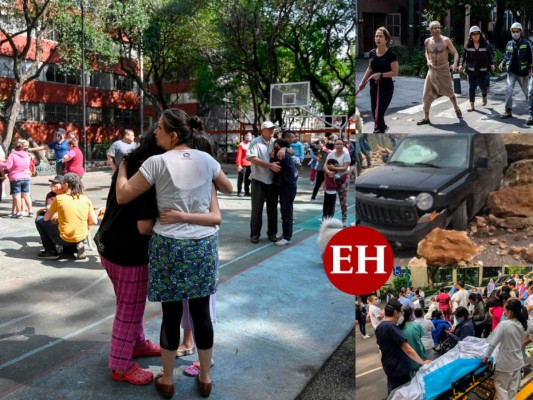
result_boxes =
[75,0,87,171]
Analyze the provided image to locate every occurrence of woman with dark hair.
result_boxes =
[116,109,233,398]
[62,137,85,177]
[490,292,510,331]
[470,292,487,338]
[447,306,474,346]
[483,298,528,399]
[399,307,426,376]
[436,287,452,321]
[94,126,165,386]
[458,26,495,111]
[357,26,399,133]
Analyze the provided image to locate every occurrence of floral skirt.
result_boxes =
[148,233,218,302]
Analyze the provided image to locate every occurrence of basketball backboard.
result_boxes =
[270,82,310,109]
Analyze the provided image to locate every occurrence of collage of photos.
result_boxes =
[354,1,533,400]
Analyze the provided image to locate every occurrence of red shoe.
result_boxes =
[112,363,153,385]
[133,339,161,357]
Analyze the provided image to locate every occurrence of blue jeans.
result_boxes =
[505,72,529,111]
[35,216,77,252]
[529,76,533,118]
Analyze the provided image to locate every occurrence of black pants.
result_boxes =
[322,192,336,220]
[276,184,297,240]
[370,80,394,132]
[468,72,488,102]
[474,323,484,338]
[250,179,278,238]
[311,170,325,200]
[357,318,367,336]
[387,374,411,394]
[160,296,213,350]
[237,166,251,195]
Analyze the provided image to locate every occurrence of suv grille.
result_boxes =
[356,201,418,228]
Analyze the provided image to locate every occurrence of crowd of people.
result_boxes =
[357,277,533,398]
[357,21,533,130]
[1,109,353,398]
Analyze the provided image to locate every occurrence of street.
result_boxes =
[356,60,533,133]
[0,166,355,399]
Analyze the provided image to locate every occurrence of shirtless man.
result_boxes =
[417,21,462,125]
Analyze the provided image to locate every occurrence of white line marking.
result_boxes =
[0,274,108,329]
[397,96,450,115]
[355,366,383,378]
[0,313,115,371]
[219,228,305,269]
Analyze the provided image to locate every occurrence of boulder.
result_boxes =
[486,185,533,217]
[503,134,533,163]
[503,160,533,188]
[417,228,482,267]
[408,257,427,268]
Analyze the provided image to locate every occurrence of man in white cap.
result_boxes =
[246,121,292,244]
[499,22,532,121]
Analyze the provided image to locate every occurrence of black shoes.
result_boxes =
[250,236,260,244]
[37,250,59,260]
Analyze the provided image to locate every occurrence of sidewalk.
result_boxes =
[356,57,532,133]
[0,167,355,400]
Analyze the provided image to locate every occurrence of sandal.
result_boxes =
[133,339,161,357]
[183,359,215,377]
[176,345,195,357]
[416,119,431,125]
[455,108,462,118]
[112,362,153,385]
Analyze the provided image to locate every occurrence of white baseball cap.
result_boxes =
[261,121,276,129]
[511,22,523,31]
[469,26,481,34]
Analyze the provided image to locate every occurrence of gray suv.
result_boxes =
[355,133,507,247]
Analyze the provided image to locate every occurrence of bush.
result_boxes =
[393,46,428,78]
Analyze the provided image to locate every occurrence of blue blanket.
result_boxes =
[423,358,488,399]
[431,319,451,345]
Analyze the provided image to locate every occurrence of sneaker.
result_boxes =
[268,235,281,242]
[363,335,371,339]
[238,193,244,197]
[37,250,59,260]
[275,238,291,246]
[10,213,23,219]
[25,211,34,217]
[310,198,315,203]
[500,110,512,119]
[76,242,86,260]
[244,193,251,197]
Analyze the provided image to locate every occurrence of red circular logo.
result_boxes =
[323,226,394,296]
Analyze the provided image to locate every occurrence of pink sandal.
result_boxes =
[183,359,215,377]
[112,362,153,385]
[133,339,161,357]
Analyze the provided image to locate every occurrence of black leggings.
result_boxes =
[160,296,213,350]
[370,80,394,132]
[311,170,325,200]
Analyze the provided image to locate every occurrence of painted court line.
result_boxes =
[0,273,108,329]
[0,313,115,371]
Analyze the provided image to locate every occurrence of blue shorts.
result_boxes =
[10,179,30,195]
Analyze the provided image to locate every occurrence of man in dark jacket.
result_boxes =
[447,306,475,346]
[498,22,532,122]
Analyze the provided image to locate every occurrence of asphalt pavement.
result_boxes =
[0,164,355,399]
[356,58,533,133]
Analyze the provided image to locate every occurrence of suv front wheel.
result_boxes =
[449,200,469,231]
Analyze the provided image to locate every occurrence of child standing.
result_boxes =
[321,158,339,221]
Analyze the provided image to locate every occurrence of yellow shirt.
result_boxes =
[49,194,94,243]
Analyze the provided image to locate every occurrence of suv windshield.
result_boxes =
[389,136,469,168]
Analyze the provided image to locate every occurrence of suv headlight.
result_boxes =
[416,193,433,211]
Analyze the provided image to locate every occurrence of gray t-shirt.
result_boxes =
[246,135,275,184]
[140,149,221,240]
[107,140,138,167]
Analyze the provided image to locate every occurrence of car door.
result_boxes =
[471,135,492,215]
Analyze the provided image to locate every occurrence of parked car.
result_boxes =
[355,133,507,247]
[424,283,480,309]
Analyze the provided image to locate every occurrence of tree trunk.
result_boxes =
[3,81,23,150]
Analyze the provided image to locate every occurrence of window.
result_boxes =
[88,107,102,124]
[102,108,114,124]
[114,74,133,91]
[0,55,14,78]
[56,104,67,122]
[45,103,58,123]
[68,105,82,124]
[66,70,81,86]
[386,13,401,42]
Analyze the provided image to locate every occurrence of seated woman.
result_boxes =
[35,173,97,260]
[447,306,475,346]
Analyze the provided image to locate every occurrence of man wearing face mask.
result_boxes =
[368,295,384,333]
[498,22,533,122]
[446,306,475,346]
[375,300,431,394]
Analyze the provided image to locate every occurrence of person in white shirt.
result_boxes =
[367,295,384,331]
[425,297,439,320]
[524,283,533,323]
[414,308,435,360]
[483,298,528,400]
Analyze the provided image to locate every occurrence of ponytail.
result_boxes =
[506,298,528,331]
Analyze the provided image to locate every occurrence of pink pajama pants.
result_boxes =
[101,256,148,371]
